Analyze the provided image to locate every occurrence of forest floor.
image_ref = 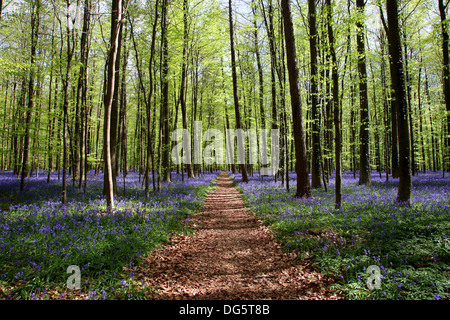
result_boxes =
[136,171,340,299]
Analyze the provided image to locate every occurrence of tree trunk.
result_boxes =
[417,57,426,173]
[308,0,322,188]
[110,0,123,194]
[47,21,56,183]
[229,0,248,182]
[60,0,76,205]
[356,0,371,185]
[103,0,123,210]
[161,0,171,183]
[20,0,40,191]
[424,69,437,171]
[439,0,450,172]
[180,0,194,179]
[281,0,310,197]
[386,0,412,205]
[379,6,399,178]
[326,0,341,208]
[76,0,91,189]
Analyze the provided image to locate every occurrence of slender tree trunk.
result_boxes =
[370,61,382,179]
[161,0,171,183]
[180,0,194,179]
[59,0,76,205]
[380,30,390,180]
[326,0,341,208]
[380,7,399,178]
[229,0,248,182]
[281,0,310,197]
[103,0,124,210]
[424,70,437,171]
[403,37,415,176]
[146,0,159,192]
[308,0,322,188]
[20,0,40,191]
[252,1,266,175]
[386,0,412,205]
[76,0,91,189]
[252,1,265,132]
[110,1,123,194]
[439,0,450,172]
[47,21,56,183]
[116,23,128,179]
[356,0,371,185]
[418,58,426,173]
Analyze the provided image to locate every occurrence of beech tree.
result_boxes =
[356,0,371,185]
[386,0,412,204]
[103,0,125,210]
[281,0,310,197]
[229,0,248,183]
[308,0,322,189]
[20,0,40,192]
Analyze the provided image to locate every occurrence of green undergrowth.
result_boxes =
[0,172,217,300]
[236,173,450,300]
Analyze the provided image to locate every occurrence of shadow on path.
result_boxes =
[137,172,339,299]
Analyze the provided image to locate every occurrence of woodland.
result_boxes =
[0,0,448,301]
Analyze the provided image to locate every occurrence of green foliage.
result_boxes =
[239,174,450,300]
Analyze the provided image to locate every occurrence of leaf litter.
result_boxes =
[135,172,341,300]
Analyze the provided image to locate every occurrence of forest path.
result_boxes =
[137,171,338,299]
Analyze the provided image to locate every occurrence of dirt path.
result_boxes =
[137,172,339,299]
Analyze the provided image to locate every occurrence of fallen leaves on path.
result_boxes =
[135,172,341,300]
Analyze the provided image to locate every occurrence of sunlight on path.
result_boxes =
[138,171,340,299]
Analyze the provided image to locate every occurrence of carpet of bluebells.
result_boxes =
[232,170,450,300]
[0,170,217,300]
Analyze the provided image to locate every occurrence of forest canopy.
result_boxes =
[0,0,448,207]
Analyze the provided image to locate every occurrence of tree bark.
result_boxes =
[281,0,310,197]
[308,0,322,188]
[229,0,248,182]
[20,0,40,191]
[326,0,341,208]
[439,0,450,172]
[161,0,171,183]
[180,0,194,179]
[76,0,91,189]
[386,0,412,205]
[103,0,123,210]
[379,6,399,178]
[356,0,371,185]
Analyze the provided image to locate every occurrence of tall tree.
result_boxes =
[76,0,92,189]
[110,0,124,193]
[229,0,248,182]
[145,0,159,195]
[180,0,194,178]
[160,0,171,182]
[325,0,341,208]
[379,6,399,178]
[103,0,124,210]
[308,0,322,188]
[252,0,266,173]
[386,0,412,204]
[59,0,77,205]
[438,0,450,172]
[356,0,371,185]
[281,0,310,197]
[20,0,40,191]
